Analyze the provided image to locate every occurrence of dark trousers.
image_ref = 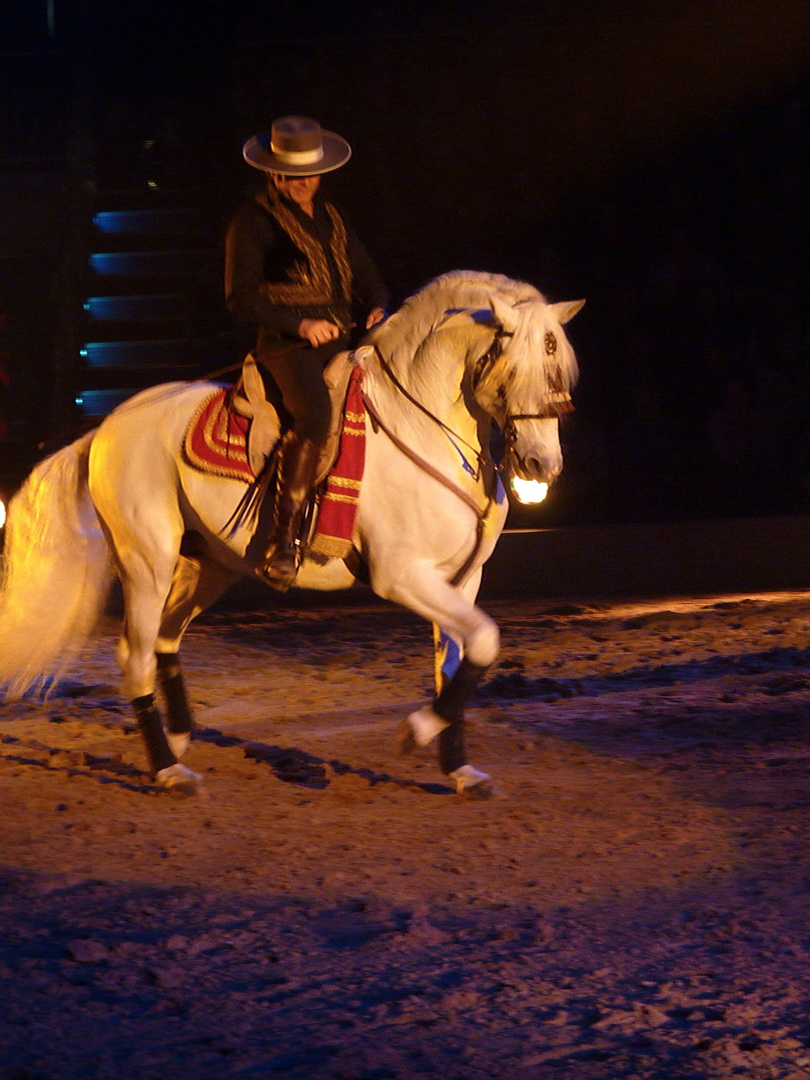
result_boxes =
[256,334,350,445]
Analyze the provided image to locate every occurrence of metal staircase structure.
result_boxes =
[77,191,233,417]
[0,13,237,452]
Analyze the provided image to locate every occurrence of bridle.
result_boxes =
[470,327,513,395]
[371,322,574,472]
[472,326,574,458]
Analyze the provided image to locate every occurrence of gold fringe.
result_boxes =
[308,533,354,558]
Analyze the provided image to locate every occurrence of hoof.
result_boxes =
[449,764,493,798]
[156,762,203,795]
[165,731,191,759]
[397,706,449,756]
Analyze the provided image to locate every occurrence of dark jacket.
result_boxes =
[225,189,389,343]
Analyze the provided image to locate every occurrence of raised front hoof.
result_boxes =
[396,706,450,757]
[156,762,203,795]
[449,764,494,799]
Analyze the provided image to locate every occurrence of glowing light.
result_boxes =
[0,498,6,529]
[511,477,549,504]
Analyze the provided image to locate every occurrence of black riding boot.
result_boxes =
[257,435,320,591]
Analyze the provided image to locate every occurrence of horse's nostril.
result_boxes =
[522,457,554,483]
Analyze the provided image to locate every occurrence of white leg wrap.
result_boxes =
[408,705,450,747]
[156,763,202,794]
[448,764,492,794]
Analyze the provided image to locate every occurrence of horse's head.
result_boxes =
[362,271,583,491]
[462,293,583,486]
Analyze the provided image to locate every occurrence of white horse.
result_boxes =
[0,271,582,795]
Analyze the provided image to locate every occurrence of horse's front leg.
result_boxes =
[388,566,496,795]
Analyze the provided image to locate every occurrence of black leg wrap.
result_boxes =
[433,657,488,775]
[438,722,466,776]
[133,693,177,775]
[156,652,194,735]
[433,657,488,723]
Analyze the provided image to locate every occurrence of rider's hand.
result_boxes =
[366,307,387,329]
[298,318,340,347]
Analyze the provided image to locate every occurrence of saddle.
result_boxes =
[185,350,355,484]
[230,350,356,484]
[184,351,365,559]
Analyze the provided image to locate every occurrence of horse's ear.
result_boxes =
[550,299,586,324]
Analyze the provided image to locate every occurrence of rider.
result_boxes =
[225,116,389,589]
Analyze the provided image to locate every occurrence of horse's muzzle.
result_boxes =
[509,450,562,485]
[503,414,563,486]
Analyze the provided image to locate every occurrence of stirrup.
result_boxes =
[256,539,301,591]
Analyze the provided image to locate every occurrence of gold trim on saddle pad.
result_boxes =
[183,388,255,484]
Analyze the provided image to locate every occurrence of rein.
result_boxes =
[372,343,491,475]
[362,393,493,588]
[361,391,490,521]
[366,340,506,587]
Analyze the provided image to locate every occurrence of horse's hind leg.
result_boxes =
[155,554,238,758]
[114,551,202,792]
[155,652,194,760]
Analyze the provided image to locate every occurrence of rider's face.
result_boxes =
[271,173,321,210]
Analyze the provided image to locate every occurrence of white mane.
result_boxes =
[367,270,545,373]
[359,270,578,436]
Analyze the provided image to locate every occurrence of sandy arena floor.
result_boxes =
[1,585,810,1079]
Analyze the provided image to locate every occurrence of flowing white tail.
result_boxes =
[0,431,113,698]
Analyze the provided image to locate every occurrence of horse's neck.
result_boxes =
[367,322,488,445]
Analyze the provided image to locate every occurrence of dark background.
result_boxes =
[2,0,810,528]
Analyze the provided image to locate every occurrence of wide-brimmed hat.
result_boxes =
[242,116,352,175]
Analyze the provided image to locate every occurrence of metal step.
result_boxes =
[74,388,139,416]
[77,191,231,420]
[83,293,189,321]
[88,249,213,276]
[80,339,195,368]
[92,207,214,236]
